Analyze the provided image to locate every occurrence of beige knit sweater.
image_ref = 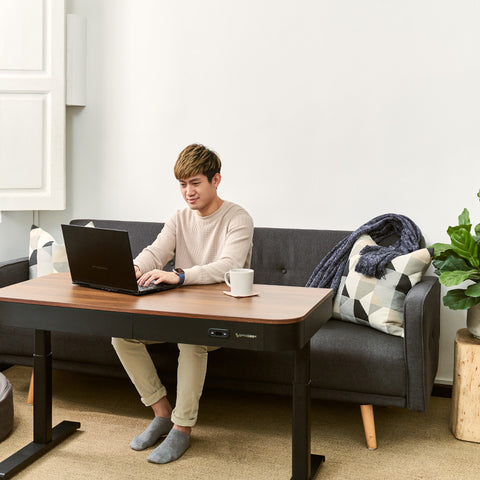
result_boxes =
[134,201,254,285]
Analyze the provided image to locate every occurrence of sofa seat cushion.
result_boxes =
[0,372,14,442]
[0,326,34,358]
[147,322,405,400]
[310,319,406,397]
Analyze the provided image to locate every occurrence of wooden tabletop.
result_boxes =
[0,273,332,325]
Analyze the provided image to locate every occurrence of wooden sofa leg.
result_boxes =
[360,404,377,450]
[27,370,34,405]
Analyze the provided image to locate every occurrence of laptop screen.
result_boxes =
[62,224,140,292]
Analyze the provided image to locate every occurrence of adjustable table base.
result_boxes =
[293,455,325,480]
[0,330,80,479]
[291,342,325,479]
[0,421,81,479]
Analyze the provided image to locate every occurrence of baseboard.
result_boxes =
[432,383,452,398]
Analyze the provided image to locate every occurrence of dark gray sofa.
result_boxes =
[0,219,440,448]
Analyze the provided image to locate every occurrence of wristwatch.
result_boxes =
[172,267,185,285]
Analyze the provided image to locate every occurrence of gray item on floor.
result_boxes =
[0,372,14,442]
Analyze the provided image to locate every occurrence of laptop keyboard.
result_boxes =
[138,283,160,292]
[137,282,174,293]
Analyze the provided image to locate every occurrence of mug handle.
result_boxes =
[224,271,231,287]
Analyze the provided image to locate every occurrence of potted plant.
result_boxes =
[431,189,480,336]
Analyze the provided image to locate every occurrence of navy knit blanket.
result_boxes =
[306,213,423,293]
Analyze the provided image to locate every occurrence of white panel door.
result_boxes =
[0,0,66,211]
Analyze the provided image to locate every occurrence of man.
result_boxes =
[112,144,254,464]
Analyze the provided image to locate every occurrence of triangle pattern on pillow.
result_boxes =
[332,234,432,337]
[29,222,95,279]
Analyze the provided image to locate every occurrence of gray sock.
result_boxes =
[130,416,173,451]
[147,428,190,464]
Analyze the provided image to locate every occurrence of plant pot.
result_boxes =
[467,303,480,339]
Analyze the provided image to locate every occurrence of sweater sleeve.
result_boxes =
[133,216,177,273]
[183,212,254,285]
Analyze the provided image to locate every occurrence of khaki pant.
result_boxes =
[111,338,219,427]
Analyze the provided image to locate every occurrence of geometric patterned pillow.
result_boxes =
[332,234,432,337]
[29,222,95,279]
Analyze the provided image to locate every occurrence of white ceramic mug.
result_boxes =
[224,268,254,296]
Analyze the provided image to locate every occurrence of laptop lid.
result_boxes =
[61,224,175,295]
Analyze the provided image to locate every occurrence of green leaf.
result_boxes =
[475,223,480,236]
[430,243,455,259]
[459,208,471,226]
[433,255,471,273]
[448,224,472,236]
[439,270,478,287]
[443,289,480,310]
[449,228,480,268]
[466,283,480,298]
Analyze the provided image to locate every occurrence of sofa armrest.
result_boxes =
[0,257,29,288]
[403,275,440,411]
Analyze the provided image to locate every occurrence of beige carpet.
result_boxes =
[1,366,480,480]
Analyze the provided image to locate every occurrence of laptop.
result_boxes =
[61,224,178,296]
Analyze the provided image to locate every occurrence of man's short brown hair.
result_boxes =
[174,144,221,182]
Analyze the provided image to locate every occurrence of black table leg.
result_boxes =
[34,328,53,443]
[291,341,325,480]
[0,330,80,479]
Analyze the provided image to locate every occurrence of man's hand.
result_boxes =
[137,269,180,286]
[134,265,142,279]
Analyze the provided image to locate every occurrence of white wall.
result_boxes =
[0,211,34,261]
[1,0,480,384]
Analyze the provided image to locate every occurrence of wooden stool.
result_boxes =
[451,328,480,442]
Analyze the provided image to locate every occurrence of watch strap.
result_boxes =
[173,268,185,285]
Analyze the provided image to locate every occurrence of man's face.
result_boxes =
[179,173,221,216]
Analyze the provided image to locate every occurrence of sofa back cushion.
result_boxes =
[251,228,351,287]
[70,219,174,266]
